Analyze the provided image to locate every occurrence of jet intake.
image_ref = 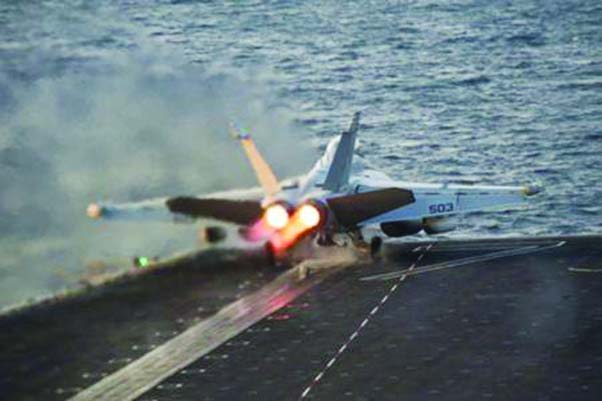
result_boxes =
[423,216,456,234]
[380,216,457,237]
[380,220,422,237]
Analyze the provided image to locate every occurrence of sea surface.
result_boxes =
[0,0,600,308]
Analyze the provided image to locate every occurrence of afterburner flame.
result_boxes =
[268,202,325,253]
[298,204,321,228]
[264,204,289,230]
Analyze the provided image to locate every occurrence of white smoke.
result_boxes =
[0,53,313,309]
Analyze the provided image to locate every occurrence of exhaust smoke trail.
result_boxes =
[0,53,312,309]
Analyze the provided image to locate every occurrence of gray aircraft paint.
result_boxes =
[322,112,360,192]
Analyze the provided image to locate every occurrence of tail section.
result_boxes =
[323,112,360,192]
[229,123,280,199]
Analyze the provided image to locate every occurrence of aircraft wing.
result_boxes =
[324,188,416,228]
[87,187,264,225]
[323,183,540,227]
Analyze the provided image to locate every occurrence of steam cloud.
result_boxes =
[0,54,312,309]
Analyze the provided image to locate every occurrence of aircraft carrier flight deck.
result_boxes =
[1,235,601,401]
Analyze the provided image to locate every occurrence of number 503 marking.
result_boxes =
[428,203,454,214]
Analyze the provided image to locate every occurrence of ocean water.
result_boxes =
[0,0,600,308]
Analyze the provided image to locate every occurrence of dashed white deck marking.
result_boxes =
[299,244,433,400]
[361,241,566,282]
[411,238,564,253]
[68,258,352,401]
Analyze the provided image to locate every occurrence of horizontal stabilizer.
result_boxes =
[166,197,262,225]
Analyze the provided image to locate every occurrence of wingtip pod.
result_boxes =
[86,203,104,219]
[229,122,250,140]
[522,185,542,196]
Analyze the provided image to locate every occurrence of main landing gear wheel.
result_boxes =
[370,236,383,261]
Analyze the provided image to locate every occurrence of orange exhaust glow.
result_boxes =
[298,204,321,229]
[264,204,290,230]
[242,218,274,241]
[269,203,324,253]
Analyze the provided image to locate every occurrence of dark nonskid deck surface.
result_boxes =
[0,250,281,401]
[1,236,601,401]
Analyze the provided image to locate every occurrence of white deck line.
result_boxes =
[361,241,565,282]
[68,259,351,401]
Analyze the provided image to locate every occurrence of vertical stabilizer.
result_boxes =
[323,112,360,192]
[230,123,280,199]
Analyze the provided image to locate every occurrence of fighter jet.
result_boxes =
[86,112,540,262]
